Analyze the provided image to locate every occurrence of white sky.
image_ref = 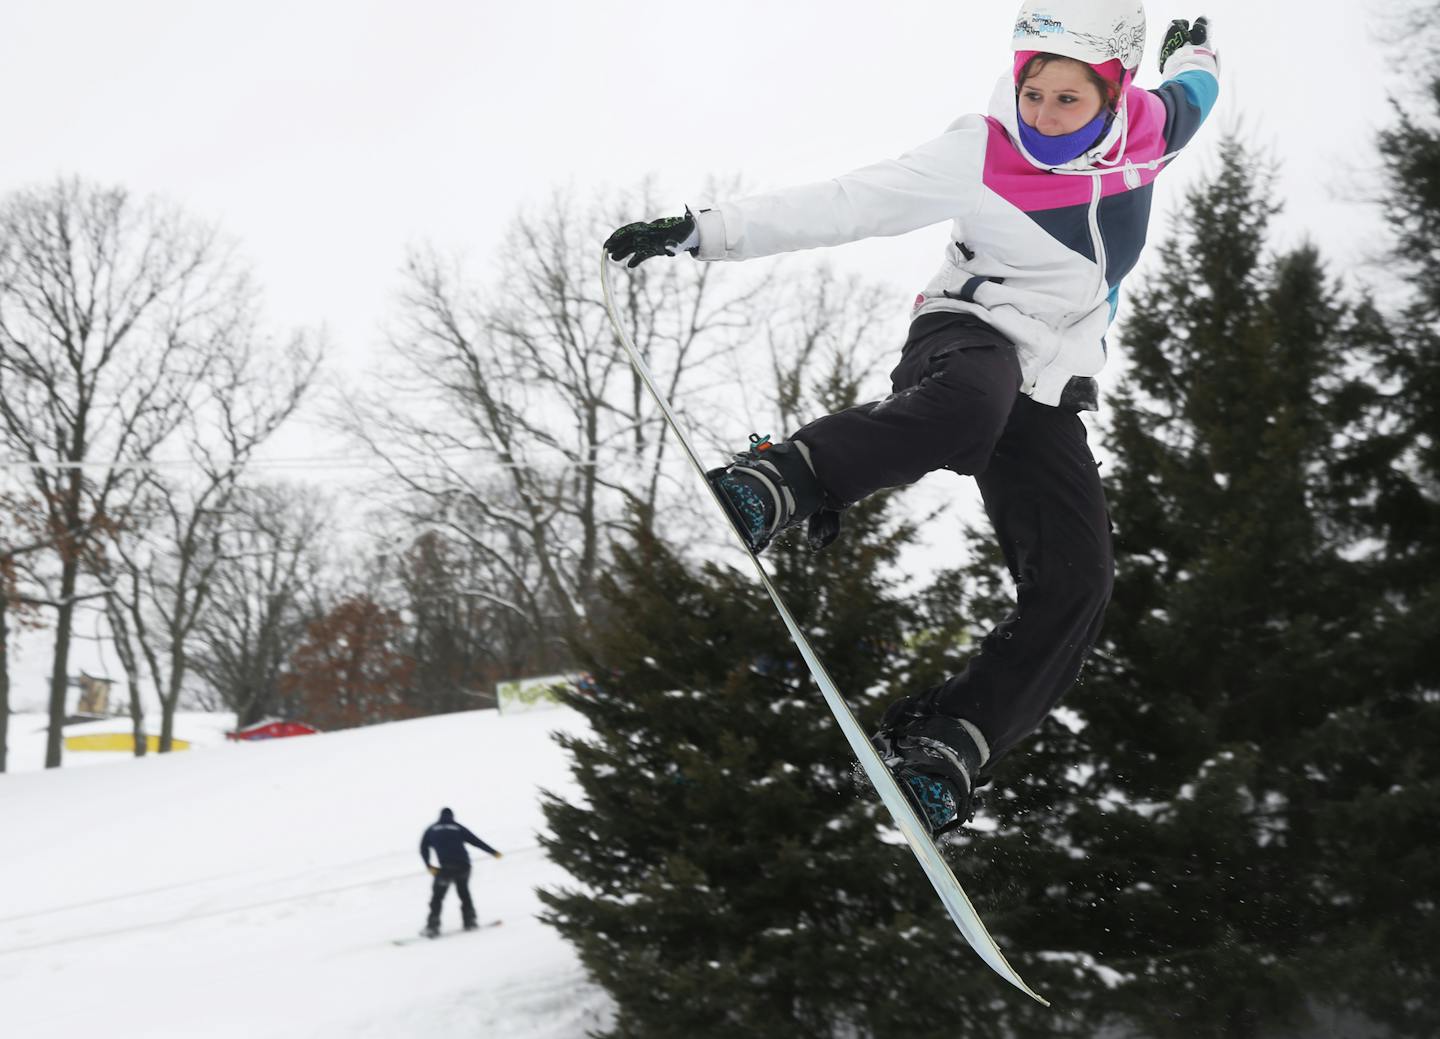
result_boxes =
[0,0,1399,369]
[0,0,1405,708]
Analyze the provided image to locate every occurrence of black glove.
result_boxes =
[603,211,697,269]
[1159,16,1209,73]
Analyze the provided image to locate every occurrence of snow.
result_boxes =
[0,707,614,1038]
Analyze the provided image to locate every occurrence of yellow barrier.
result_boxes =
[64,733,191,752]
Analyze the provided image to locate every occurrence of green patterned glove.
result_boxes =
[1160,16,1209,73]
[603,211,697,268]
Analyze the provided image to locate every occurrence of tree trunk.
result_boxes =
[128,681,146,758]
[159,646,185,754]
[44,559,79,768]
[105,591,148,757]
[121,651,146,759]
[238,686,265,728]
[159,701,175,753]
[1,593,10,774]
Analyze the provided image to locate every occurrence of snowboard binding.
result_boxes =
[706,434,827,554]
[871,691,990,837]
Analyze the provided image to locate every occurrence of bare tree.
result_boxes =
[100,578,147,757]
[1,566,12,772]
[756,265,897,433]
[1,487,52,772]
[3,484,114,770]
[344,184,768,661]
[102,335,320,751]
[0,179,249,767]
[394,528,547,713]
[1,555,12,772]
[187,483,329,727]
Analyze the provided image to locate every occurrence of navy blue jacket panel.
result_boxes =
[420,819,497,867]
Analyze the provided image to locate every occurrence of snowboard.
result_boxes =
[601,251,1047,1006]
[392,920,503,947]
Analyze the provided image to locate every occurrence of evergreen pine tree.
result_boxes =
[540,491,991,1037]
[538,455,1098,1034]
[1371,27,1440,662]
[1310,38,1440,1036]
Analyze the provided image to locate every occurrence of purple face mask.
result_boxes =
[1017,107,1112,166]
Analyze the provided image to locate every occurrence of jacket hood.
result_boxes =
[438,808,454,823]
[988,71,1127,173]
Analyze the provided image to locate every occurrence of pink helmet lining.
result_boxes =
[1013,51,1127,90]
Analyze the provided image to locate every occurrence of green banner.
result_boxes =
[495,673,573,715]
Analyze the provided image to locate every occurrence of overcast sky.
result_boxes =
[1,1,1401,366]
[0,0,1410,707]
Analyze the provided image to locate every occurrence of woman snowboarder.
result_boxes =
[604,1,1219,835]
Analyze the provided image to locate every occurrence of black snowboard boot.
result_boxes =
[706,434,825,554]
[422,922,440,939]
[871,688,990,836]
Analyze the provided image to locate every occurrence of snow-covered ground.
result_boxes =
[0,707,614,1038]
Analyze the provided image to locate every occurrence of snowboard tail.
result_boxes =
[601,251,1047,1006]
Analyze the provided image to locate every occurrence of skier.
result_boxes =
[603,1,1219,835]
[419,807,502,937]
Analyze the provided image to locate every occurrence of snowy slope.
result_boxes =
[0,708,613,1039]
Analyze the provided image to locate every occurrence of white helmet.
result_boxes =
[1012,0,1148,71]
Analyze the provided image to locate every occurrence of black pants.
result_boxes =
[794,313,1114,762]
[427,864,475,927]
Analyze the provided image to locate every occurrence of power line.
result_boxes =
[0,455,601,474]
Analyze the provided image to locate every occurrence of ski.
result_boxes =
[392,920,504,947]
[600,251,1047,1006]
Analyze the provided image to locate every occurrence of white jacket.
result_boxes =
[692,43,1219,410]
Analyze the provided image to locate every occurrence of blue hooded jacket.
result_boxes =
[420,808,497,867]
